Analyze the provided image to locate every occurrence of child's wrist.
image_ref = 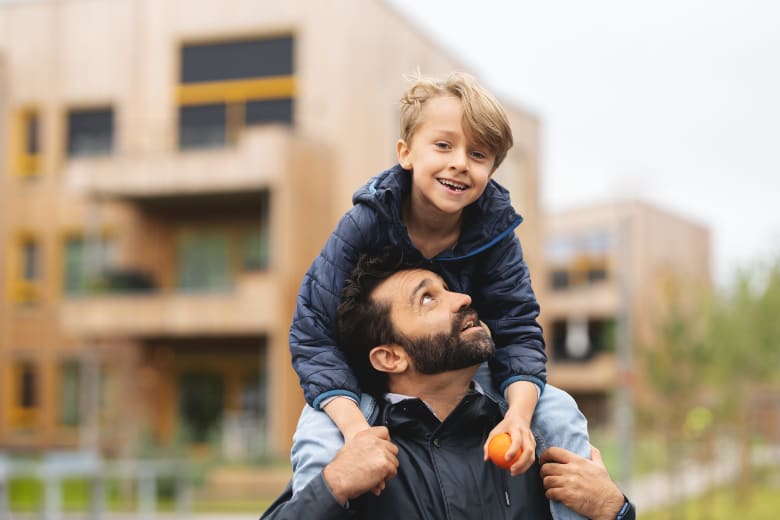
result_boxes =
[343,421,371,441]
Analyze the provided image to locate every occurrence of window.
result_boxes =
[179,103,226,149]
[181,37,293,82]
[178,372,225,443]
[22,240,39,281]
[19,362,37,408]
[176,219,270,291]
[11,109,41,177]
[10,234,42,304]
[550,269,569,290]
[550,318,616,361]
[244,224,270,271]
[67,108,114,157]
[10,360,40,430]
[546,231,612,291]
[178,35,295,149]
[63,236,116,296]
[176,231,231,291]
[245,98,293,126]
[59,361,82,426]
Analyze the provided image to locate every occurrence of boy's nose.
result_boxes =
[449,148,468,171]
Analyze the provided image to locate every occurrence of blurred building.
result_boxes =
[541,200,711,424]
[0,0,543,459]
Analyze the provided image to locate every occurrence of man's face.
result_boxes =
[372,269,494,374]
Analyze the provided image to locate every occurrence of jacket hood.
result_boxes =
[352,164,524,260]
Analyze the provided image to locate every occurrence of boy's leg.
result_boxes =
[532,384,590,520]
[290,404,344,494]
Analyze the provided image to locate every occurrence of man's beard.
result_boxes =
[401,308,495,375]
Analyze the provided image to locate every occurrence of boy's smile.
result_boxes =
[397,96,497,219]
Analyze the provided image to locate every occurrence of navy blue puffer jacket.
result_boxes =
[290,164,547,408]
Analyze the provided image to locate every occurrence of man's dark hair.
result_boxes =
[336,248,424,398]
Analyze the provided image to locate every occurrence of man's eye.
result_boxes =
[421,294,434,304]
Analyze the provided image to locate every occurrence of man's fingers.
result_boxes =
[542,474,567,490]
[369,426,391,440]
[590,445,605,466]
[539,446,572,465]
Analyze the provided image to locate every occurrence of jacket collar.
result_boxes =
[354,164,523,260]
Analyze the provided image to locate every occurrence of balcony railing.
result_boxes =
[64,126,293,199]
[60,273,277,337]
[542,279,620,317]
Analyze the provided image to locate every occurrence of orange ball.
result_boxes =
[487,433,521,470]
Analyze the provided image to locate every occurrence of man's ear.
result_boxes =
[396,139,411,170]
[369,344,409,374]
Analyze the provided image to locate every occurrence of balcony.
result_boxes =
[548,353,617,392]
[543,280,621,318]
[60,273,277,338]
[64,126,293,199]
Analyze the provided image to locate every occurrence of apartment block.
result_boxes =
[0,0,543,459]
[541,201,711,423]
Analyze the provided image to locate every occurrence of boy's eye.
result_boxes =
[470,150,488,160]
[434,142,451,150]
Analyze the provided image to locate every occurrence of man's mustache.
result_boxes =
[452,307,480,333]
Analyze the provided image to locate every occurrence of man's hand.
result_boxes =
[540,446,625,520]
[322,426,399,506]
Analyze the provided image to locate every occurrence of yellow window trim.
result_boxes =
[8,361,40,430]
[177,76,295,105]
[7,232,42,304]
[11,280,42,304]
[9,109,42,177]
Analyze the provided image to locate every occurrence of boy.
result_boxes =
[290,72,590,519]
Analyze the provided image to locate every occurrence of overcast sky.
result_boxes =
[387,0,780,286]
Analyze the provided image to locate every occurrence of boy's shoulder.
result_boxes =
[352,164,408,204]
[468,179,519,225]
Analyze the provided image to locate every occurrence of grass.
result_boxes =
[641,484,780,520]
[7,476,272,514]
[590,428,669,477]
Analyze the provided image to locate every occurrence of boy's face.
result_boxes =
[397,95,497,217]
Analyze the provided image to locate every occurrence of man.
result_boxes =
[262,251,635,519]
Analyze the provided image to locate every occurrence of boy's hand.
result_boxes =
[483,380,539,476]
[483,415,536,476]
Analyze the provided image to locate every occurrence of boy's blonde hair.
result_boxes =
[399,71,514,169]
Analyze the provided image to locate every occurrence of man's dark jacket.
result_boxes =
[261,389,553,519]
[291,165,547,409]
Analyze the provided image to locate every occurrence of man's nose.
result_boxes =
[450,291,471,310]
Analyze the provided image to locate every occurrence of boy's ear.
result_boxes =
[369,344,409,374]
[396,139,411,170]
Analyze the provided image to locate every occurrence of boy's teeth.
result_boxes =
[438,179,467,191]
